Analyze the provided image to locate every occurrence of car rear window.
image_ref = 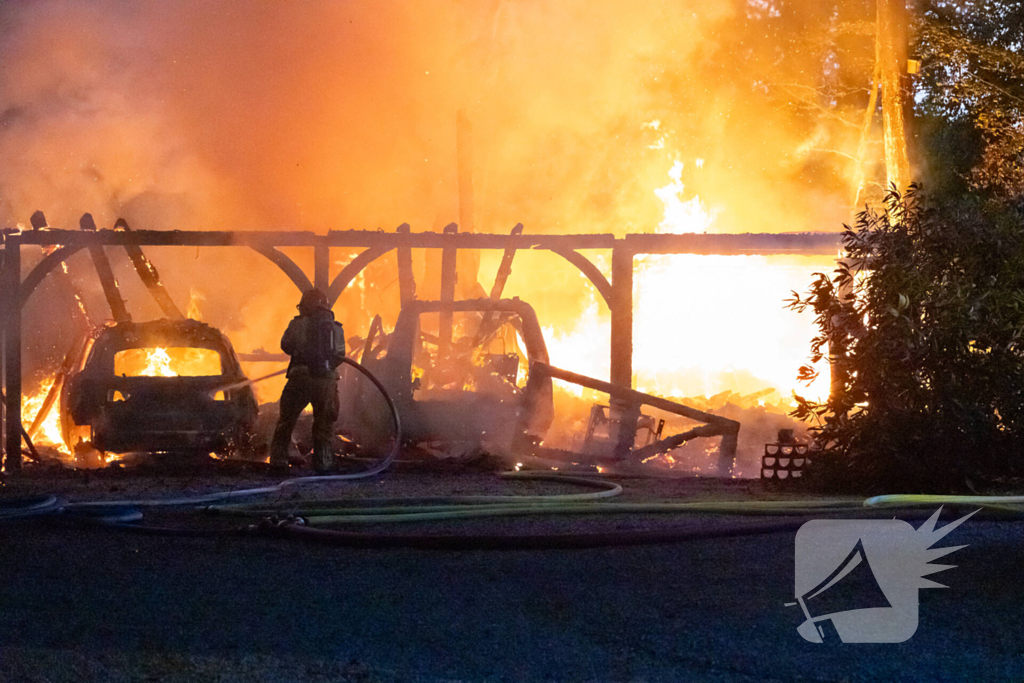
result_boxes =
[114,347,223,377]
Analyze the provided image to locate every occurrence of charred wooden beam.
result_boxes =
[396,223,416,305]
[16,229,319,248]
[4,237,21,471]
[609,245,633,389]
[251,246,314,295]
[718,430,739,475]
[1,245,6,464]
[611,401,642,461]
[10,245,81,314]
[115,219,184,319]
[438,223,459,356]
[490,224,524,300]
[326,231,618,250]
[470,224,525,349]
[80,214,130,323]
[314,238,330,293]
[546,246,612,307]
[533,361,737,428]
[0,390,40,464]
[622,232,843,255]
[362,314,385,364]
[14,229,620,251]
[88,247,129,322]
[630,424,725,462]
[13,227,844,255]
[530,361,740,468]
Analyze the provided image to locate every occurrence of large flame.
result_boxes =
[21,376,70,456]
[115,347,222,378]
[545,157,830,406]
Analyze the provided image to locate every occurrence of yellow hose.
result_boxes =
[865,494,1024,508]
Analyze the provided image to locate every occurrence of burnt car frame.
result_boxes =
[349,298,554,452]
[62,319,258,456]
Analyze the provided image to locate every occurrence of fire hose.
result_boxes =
[64,356,402,510]
[58,495,1021,551]
[6,488,1024,549]
[9,354,1024,546]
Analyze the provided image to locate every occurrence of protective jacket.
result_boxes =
[280,309,346,378]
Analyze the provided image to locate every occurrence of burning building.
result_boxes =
[1,220,838,476]
[0,1,867,476]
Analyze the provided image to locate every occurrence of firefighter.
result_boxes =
[269,288,346,473]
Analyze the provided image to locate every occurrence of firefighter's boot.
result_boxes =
[268,442,291,475]
[313,444,334,474]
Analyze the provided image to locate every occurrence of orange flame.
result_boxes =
[115,347,222,377]
[21,376,70,456]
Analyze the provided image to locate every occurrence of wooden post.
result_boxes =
[396,223,416,305]
[439,223,458,356]
[4,236,21,472]
[88,245,131,322]
[0,243,6,467]
[314,237,330,293]
[610,243,636,460]
[609,244,634,388]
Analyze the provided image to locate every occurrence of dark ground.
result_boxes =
[0,464,1021,682]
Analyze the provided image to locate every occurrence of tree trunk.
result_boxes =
[878,0,912,193]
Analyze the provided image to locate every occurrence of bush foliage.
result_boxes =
[788,187,1024,490]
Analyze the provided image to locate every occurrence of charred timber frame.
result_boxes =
[530,362,741,471]
[438,223,459,357]
[1,227,841,470]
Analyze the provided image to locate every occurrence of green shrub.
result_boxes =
[788,186,1024,491]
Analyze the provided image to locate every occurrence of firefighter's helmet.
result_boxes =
[298,288,329,314]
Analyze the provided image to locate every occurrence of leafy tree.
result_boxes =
[788,186,1024,490]
[914,0,1024,201]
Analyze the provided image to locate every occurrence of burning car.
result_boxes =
[61,319,258,456]
[348,298,554,453]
